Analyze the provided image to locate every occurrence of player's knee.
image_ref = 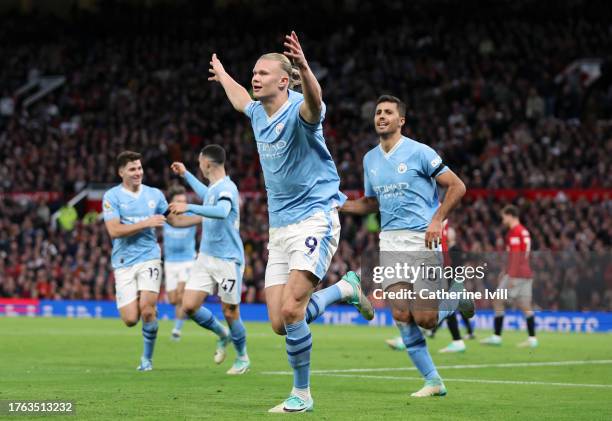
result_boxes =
[392,308,411,323]
[122,316,139,327]
[182,302,198,316]
[413,313,437,330]
[139,306,156,322]
[270,320,286,336]
[168,294,178,306]
[280,302,303,323]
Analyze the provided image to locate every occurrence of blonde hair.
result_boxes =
[259,53,301,89]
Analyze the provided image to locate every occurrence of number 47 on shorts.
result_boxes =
[220,279,236,293]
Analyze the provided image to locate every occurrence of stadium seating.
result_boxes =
[0,0,610,310]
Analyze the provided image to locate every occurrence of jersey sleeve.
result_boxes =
[186,201,231,219]
[363,157,376,197]
[156,189,169,214]
[184,170,208,199]
[297,100,326,131]
[102,191,120,221]
[217,189,234,206]
[420,144,449,178]
[244,101,257,119]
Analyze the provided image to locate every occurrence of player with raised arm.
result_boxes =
[341,95,473,397]
[480,205,537,348]
[169,145,250,375]
[163,185,197,341]
[208,31,374,412]
[103,151,200,371]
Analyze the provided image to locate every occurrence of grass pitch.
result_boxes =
[1,318,611,420]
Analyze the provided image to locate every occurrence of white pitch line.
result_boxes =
[261,359,612,375]
[312,373,612,389]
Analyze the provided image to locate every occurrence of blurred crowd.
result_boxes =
[1,193,610,311]
[1,0,611,193]
[0,0,611,310]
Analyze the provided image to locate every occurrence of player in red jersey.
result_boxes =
[481,205,537,348]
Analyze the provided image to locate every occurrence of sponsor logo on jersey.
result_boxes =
[373,182,410,198]
[430,157,442,168]
[257,139,288,160]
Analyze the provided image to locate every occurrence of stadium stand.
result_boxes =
[0,0,610,310]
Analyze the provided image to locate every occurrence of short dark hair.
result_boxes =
[376,95,406,117]
[167,185,186,202]
[501,205,520,218]
[200,144,226,165]
[116,151,142,169]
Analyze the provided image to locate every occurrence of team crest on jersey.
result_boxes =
[148,200,156,209]
[275,122,285,135]
[397,163,408,174]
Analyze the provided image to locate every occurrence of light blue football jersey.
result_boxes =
[198,176,244,265]
[163,224,197,263]
[244,90,346,227]
[102,184,168,269]
[363,136,449,232]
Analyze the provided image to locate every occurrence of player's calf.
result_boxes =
[222,303,249,368]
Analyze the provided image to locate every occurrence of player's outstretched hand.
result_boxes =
[208,53,226,82]
[171,162,187,176]
[168,202,188,215]
[283,31,307,69]
[147,215,166,228]
[425,219,442,250]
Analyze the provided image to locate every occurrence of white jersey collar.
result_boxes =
[208,176,226,190]
[267,99,292,122]
[121,185,143,198]
[379,136,405,159]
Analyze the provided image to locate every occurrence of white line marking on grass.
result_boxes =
[312,374,612,389]
[261,359,612,375]
[1,330,273,337]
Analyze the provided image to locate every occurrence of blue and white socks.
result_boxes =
[173,317,185,332]
[305,279,355,324]
[190,307,227,338]
[142,319,159,361]
[229,318,248,360]
[305,284,343,323]
[285,319,313,399]
[397,321,441,382]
